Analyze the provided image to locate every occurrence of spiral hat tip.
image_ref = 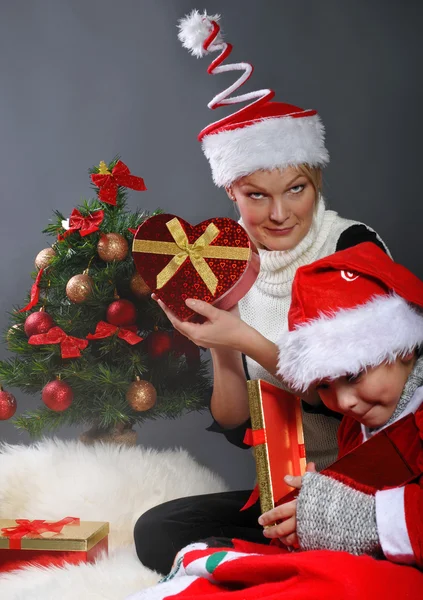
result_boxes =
[177,9,222,58]
[176,9,329,187]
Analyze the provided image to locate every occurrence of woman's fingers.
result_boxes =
[155,298,181,327]
[154,295,221,323]
[152,294,243,349]
[153,296,196,340]
[185,298,219,321]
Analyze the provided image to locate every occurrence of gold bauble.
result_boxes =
[130,272,151,298]
[35,248,56,270]
[66,273,93,303]
[97,233,129,262]
[126,379,157,412]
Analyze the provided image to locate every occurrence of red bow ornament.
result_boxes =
[86,321,143,345]
[29,326,89,358]
[91,160,147,206]
[18,268,45,313]
[1,517,80,550]
[58,209,104,241]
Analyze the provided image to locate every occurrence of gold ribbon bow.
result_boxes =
[133,218,250,295]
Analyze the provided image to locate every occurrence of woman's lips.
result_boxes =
[265,226,295,236]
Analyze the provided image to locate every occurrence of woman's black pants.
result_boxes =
[134,489,268,575]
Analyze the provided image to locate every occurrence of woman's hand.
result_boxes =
[153,295,248,350]
[258,462,316,547]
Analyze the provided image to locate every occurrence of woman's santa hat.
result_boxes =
[277,243,423,391]
[177,10,329,187]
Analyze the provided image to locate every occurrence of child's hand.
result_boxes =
[258,462,316,547]
[259,497,298,547]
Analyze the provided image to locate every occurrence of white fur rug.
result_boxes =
[0,546,158,600]
[0,439,228,599]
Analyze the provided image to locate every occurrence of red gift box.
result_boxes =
[246,380,306,515]
[132,214,260,321]
[0,517,109,573]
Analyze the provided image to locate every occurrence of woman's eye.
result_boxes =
[249,192,265,200]
[290,184,305,194]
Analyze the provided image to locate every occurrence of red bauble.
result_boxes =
[106,299,137,327]
[0,389,17,420]
[24,310,54,337]
[42,380,73,412]
[148,331,173,358]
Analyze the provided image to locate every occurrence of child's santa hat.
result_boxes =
[177,10,329,188]
[277,243,423,391]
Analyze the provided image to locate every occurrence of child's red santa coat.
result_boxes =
[337,387,423,568]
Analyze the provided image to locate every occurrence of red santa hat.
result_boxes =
[277,243,423,392]
[177,10,329,188]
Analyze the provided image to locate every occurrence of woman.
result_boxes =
[134,10,387,574]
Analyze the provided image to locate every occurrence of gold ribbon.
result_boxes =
[133,218,250,295]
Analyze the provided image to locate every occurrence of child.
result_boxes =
[258,241,423,567]
[127,243,423,599]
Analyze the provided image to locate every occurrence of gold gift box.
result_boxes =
[0,519,109,551]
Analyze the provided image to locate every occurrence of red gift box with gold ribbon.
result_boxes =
[0,517,109,573]
[132,214,260,321]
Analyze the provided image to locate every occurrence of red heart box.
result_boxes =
[132,214,260,321]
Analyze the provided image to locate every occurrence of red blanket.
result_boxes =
[127,539,423,600]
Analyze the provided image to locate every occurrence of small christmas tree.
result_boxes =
[0,159,210,443]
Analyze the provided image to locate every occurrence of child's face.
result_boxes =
[316,355,415,429]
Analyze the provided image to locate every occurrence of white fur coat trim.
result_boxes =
[277,295,423,391]
[202,114,329,187]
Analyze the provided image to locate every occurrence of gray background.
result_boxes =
[0,0,422,489]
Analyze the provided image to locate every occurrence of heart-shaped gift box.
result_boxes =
[132,214,260,321]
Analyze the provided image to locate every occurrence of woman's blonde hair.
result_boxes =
[295,164,322,195]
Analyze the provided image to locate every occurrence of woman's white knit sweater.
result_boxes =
[239,200,364,469]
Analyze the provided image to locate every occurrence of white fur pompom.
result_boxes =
[177,9,222,58]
